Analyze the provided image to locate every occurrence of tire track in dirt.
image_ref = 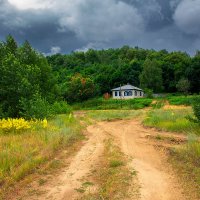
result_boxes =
[98,120,186,200]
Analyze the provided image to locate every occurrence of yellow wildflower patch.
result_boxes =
[0,118,48,133]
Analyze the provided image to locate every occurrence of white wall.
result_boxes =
[112,90,144,99]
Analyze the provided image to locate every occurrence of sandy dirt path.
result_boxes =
[97,120,185,200]
[10,119,187,200]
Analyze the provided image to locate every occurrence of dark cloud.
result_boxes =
[0,0,199,55]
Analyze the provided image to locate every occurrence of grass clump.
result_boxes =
[87,110,144,121]
[143,108,200,134]
[170,137,200,199]
[0,114,83,197]
[72,98,152,110]
[82,139,137,200]
[167,95,197,106]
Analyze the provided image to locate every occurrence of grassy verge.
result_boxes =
[143,108,200,135]
[167,95,197,106]
[82,139,138,200]
[86,110,145,121]
[169,138,200,199]
[143,105,200,198]
[72,98,152,110]
[0,114,83,198]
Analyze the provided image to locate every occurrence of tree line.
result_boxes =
[0,36,200,118]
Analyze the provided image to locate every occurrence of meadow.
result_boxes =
[72,98,152,110]
[0,114,83,197]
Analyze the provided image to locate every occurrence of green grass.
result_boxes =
[143,108,200,135]
[0,114,83,197]
[82,139,137,200]
[167,95,197,106]
[86,110,145,121]
[72,98,152,110]
[170,138,200,199]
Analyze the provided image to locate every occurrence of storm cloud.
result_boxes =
[0,0,199,54]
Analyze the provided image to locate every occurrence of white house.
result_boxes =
[111,84,144,99]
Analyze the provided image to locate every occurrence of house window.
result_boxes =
[124,90,132,96]
[140,92,142,96]
[135,91,137,96]
[115,91,118,96]
[119,91,121,96]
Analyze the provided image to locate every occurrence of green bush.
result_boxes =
[191,97,200,124]
[19,93,52,119]
[51,101,72,115]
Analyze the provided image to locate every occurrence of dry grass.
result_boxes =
[82,139,137,200]
[0,114,83,198]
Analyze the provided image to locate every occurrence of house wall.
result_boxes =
[112,90,144,99]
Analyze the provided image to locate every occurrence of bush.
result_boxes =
[51,101,72,115]
[190,97,200,124]
[19,93,52,119]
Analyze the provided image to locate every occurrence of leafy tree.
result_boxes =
[176,78,190,95]
[65,74,98,103]
[139,59,163,92]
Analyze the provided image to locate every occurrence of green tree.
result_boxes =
[65,74,98,103]
[139,59,163,92]
[176,78,190,95]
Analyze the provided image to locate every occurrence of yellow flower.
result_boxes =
[42,118,48,128]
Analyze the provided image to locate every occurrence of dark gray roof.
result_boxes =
[111,84,143,91]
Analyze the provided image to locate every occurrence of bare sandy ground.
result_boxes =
[9,119,187,200]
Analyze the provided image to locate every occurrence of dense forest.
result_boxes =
[47,44,200,95]
[0,35,200,118]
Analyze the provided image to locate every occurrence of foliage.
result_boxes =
[144,88,153,98]
[19,93,52,119]
[73,98,152,110]
[140,59,163,92]
[188,97,200,124]
[65,74,99,103]
[176,78,190,95]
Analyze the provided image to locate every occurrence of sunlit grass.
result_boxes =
[0,114,83,196]
[143,108,200,135]
[86,110,145,121]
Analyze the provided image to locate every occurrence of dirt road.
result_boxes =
[11,119,186,200]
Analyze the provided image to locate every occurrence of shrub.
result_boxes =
[51,101,72,115]
[19,93,52,119]
[189,97,200,124]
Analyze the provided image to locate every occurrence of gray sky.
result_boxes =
[0,0,200,55]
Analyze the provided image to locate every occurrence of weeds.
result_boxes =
[0,114,83,198]
[87,110,145,121]
[143,108,200,135]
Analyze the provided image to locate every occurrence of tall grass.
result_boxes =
[87,110,145,121]
[167,95,197,106]
[73,98,152,110]
[143,108,200,135]
[0,114,83,196]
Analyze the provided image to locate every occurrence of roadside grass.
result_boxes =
[72,98,152,110]
[0,114,83,198]
[143,108,200,135]
[170,138,200,199]
[82,139,138,200]
[143,105,200,198]
[167,95,198,106]
[86,110,145,121]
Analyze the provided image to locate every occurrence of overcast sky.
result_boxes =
[0,0,200,55]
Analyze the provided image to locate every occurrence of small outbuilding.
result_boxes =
[111,84,144,99]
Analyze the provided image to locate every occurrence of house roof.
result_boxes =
[111,84,143,91]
